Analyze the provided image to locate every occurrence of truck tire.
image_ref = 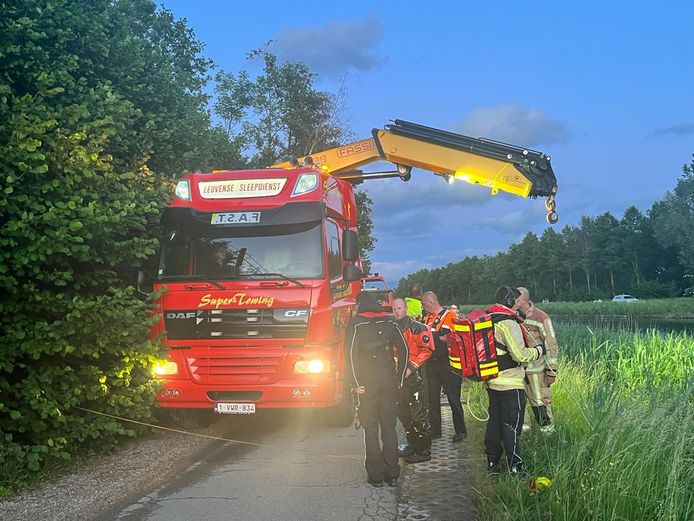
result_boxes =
[327,391,356,427]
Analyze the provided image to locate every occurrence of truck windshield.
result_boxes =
[362,279,388,291]
[159,223,324,280]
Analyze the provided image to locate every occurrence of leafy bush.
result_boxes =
[627,279,678,299]
[0,0,236,488]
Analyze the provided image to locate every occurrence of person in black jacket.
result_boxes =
[346,292,409,488]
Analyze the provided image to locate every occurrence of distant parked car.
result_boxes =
[612,294,638,303]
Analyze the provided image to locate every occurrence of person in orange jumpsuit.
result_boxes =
[392,298,435,463]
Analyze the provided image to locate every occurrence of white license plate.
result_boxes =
[210,212,261,225]
[214,402,256,415]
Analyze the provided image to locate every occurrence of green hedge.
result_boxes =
[0,0,234,494]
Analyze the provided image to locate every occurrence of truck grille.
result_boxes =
[187,349,285,385]
[165,308,309,340]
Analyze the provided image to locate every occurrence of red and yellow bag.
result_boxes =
[448,307,529,381]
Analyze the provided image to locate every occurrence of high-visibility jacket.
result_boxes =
[395,316,434,370]
[424,308,455,359]
[485,305,542,391]
[522,305,558,375]
[404,297,423,321]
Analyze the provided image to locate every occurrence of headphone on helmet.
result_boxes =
[498,286,519,308]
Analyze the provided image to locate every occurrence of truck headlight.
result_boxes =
[153,361,179,376]
[174,180,191,201]
[294,359,330,374]
[292,173,318,197]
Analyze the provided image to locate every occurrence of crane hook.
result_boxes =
[545,195,558,224]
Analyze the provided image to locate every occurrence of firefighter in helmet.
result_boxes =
[513,287,558,433]
[485,286,545,475]
[392,298,435,463]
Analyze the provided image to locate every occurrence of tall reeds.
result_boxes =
[477,325,694,521]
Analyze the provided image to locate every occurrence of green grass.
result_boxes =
[469,324,694,521]
[558,325,694,390]
[540,298,694,319]
[458,298,694,319]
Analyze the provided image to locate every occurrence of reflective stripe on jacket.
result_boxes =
[486,316,541,391]
[523,305,558,373]
[424,308,455,359]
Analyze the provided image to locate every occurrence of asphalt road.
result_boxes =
[108,409,398,521]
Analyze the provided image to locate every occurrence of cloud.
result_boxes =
[477,210,527,234]
[454,105,570,147]
[371,259,433,286]
[272,15,386,77]
[363,170,520,248]
[368,172,494,215]
[651,123,694,137]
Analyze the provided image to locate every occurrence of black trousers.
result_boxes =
[357,383,400,481]
[397,371,431,455]
[425,357,467,435]
[484,388,526,468]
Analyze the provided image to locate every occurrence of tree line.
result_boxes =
[396,157,694,304]
[0,0,368,485]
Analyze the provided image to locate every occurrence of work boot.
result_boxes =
[404,452,432,464]
[452,432,467,442]
[398,445,415,458]
[509,464,527,477]
[486,458,501,475]
[540,423,556,434]
[531,405,552,427]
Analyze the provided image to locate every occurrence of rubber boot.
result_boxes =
[531,405,551,427]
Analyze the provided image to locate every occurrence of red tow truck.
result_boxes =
[143,120,559,425]
[361,274,394,312]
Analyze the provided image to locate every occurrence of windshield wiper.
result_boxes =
[195,275,227,290]
[161,274,226,290]
[247,272,305,288]
[234,247,247,276]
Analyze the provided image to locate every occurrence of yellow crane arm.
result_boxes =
[272,119,559,223]
[272,138,382,174]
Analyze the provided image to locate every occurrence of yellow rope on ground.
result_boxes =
[76,406,486,461]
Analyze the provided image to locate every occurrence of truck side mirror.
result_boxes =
[137,269,153,295]
[342,230,359,262]
[343,264,362,282]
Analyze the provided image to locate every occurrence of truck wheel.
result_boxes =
[327,392,356,427]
